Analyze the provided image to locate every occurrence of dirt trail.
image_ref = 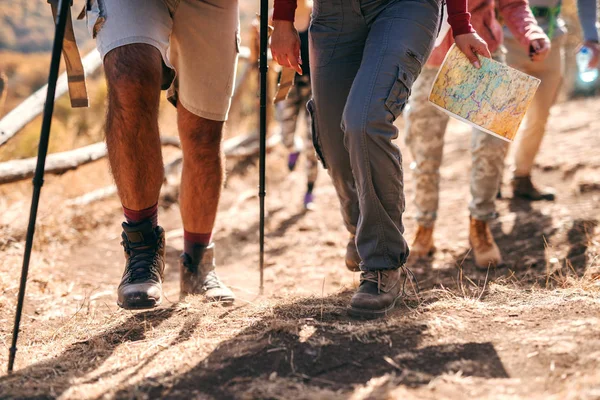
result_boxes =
[0,97,599,399]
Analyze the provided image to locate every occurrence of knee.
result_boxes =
[341,99,394,152]
[179,112,224,157]
[104,44,162,109]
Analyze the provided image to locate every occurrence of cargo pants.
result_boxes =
[404,51,509,227]
[309,0,441,270]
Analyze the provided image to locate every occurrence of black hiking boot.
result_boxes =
[349,268,407,319]
[345,234,361,272]
[117,221,166,310]
[180,243,235,304]
[511,175,555,201]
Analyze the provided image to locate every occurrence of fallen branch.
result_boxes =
[0,136,180,185]
[65,185,117,206]
[0,51,102,148]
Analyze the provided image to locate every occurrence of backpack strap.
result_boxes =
[48,0,89,108]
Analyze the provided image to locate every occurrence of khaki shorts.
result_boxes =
[87,0,240,121]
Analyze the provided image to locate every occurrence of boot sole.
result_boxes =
[347,295,401,319]
[513,193,556,202]
[118,296,162,310]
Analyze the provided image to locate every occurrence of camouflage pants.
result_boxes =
[404,52,509,227]
[277,77,319,184]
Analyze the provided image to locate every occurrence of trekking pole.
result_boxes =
[8,0,71,373]
[258,0,269,295]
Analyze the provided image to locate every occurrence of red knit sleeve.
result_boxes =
[446,0,475,37]
[273,0,297,21]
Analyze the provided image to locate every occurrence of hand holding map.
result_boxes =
[428,44,540,142]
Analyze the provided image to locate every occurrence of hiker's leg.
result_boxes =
[342,0,439,270]
[169,0,239,236]
[469,50,510,219]
[91,0,174,309]
[278,85,302,151]
[309,0,367,234]
[404,67,449,228]
[91,0,176,211]
[505,36,564,177]
[469,129,509,220]
[171,0,238,301]
[177,106,224,235]
[104,45,164,210]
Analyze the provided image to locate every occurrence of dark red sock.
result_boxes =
[184,230,212,255]
[123,203,158,228]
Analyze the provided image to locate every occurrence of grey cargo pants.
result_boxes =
[308,0,441,270]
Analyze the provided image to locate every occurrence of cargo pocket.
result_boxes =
[307,98,327,169]
[385,67,415,120]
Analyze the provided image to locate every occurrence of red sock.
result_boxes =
[184,230,212,255]
[123,203,158,228]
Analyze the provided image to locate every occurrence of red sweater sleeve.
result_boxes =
[273,0,297,21]
[446,0,475,37]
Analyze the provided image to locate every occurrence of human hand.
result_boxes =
[580,40,600,69]
[529,37,551,62]
[270,20,303,75]
[454,32,491,68]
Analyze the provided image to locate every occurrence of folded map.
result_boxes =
[428,44,541,142]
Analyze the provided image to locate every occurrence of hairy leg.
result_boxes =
[177,102,224,234]
[104,44,164,210]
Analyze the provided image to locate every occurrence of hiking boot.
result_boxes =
[304,192,316,210]
[117,221,166,310]
[511,175,555,201]
[411,225,435,258]
[288,151,300,171]
[345,234,361,272]
[349,268,404,319]
[469,217,502,269]
[180,243,235,303]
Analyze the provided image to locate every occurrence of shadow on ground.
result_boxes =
[0,307,178,399]
[107,292,508,399]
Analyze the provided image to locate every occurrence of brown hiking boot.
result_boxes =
[118,221,166,310]
[349,269,405,318]
[469,218,502,269]
[511,175,555,201]
[180,243,235,304]
[345,234,361,272]
[411,225,435,258]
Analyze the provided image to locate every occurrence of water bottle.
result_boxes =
[576,46,599,84]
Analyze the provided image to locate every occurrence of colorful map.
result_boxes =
[428,44,540,142]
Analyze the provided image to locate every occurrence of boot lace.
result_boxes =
[203,270,222,291]
[122,241,160,283]
[361,266,420,296]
